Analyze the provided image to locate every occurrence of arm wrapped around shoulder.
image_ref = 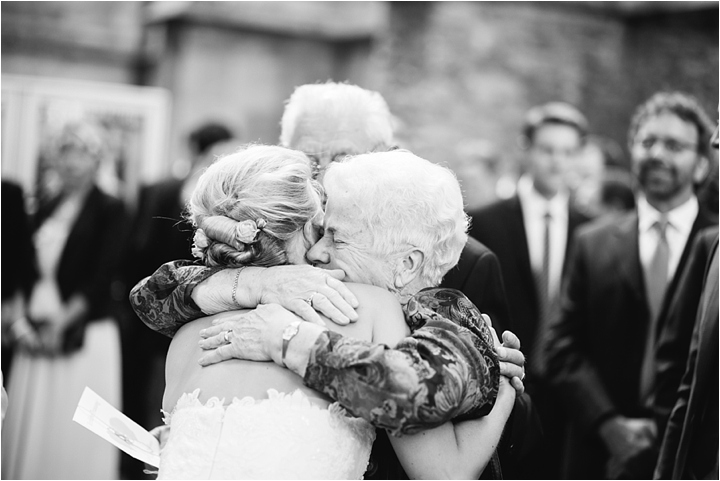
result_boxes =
[303,287,500,436]
[406,287,500,420]
[129,260,223,337]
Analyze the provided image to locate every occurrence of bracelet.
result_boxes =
[281,320,303,368]
[231,267,243,308]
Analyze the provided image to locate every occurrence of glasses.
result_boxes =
[635,137,698,154]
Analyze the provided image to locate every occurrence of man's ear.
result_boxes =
[393,249,425,289]
[693,155,711,184]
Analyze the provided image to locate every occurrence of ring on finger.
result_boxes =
[223,330,232,344]
[304,292,317,306]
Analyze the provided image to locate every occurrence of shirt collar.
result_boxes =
[637,194,699,234]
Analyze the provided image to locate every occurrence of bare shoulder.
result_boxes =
[345,283,400,307]
[344,283,409,346]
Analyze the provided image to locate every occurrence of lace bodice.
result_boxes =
[157,389,375,480]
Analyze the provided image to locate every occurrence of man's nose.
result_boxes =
[306,241,330,265]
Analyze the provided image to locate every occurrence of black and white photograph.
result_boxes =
[1,1,717,480]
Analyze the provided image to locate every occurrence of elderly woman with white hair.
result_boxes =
[140,145,517,479]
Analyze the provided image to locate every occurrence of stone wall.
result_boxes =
[2,1,717,208]
[368,2,718,208]
[2,2,144,83]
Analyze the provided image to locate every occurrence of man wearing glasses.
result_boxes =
[545,91,716,479]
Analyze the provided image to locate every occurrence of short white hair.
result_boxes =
[324,150,469,290]
[280,82,394,150]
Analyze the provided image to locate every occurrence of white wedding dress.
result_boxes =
[157,388,375,480]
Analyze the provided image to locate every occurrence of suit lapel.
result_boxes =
[508,196,538,308]
[563,206,590,278]
[612,213,646,303]
[656,205,719,337]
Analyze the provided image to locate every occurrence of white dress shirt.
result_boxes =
[516,175,569,299]
[637,194,699,283]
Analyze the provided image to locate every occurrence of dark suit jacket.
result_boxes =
[122,178,196,354]
[655,236,718,480]
[652,226,719,436]
[546,205,717,478]
[1,180,37,301]
[440,236,512,335]
[127,178,195,282]
[468,195,591,380]
[33,186,127,352]
[1,180,38,379]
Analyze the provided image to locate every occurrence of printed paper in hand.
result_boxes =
[73,386,160,467]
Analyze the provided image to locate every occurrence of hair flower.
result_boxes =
[191,228,210,260]
[234,219,261,244]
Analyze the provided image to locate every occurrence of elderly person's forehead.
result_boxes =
[292,112,376,145]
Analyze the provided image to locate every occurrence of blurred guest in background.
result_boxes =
[598,167,637,217]
[119,121,234,478]
[567,134,606,217]
[454,139,504,209]
[468,102,592,479]
[2,121,128,479]
[1,180,38,383]
[546,91,716,479]
[570,135,636,219]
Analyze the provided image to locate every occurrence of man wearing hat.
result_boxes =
[468,102,593,479]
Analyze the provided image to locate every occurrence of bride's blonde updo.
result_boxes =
[187,144,322,267]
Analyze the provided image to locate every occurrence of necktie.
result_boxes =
[532,211,552,375]
[640,216,670,401]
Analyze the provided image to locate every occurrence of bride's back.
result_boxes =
[162,282,407,412]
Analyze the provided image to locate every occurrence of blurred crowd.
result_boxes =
[1,81,717,481]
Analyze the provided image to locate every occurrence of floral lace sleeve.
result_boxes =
[129,260,224,337]
[303,287,500,436]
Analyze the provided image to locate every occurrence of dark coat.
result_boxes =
[652,226,719,435]
[654,230,718,480]
[468,194,591,479]
[545,205,717,479]
[468,195,591,378]
[440,236,513,335]
[33,185,128,352]
[1,180,37,301]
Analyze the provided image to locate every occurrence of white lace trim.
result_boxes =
[163,388,352,424]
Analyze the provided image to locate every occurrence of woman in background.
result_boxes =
[2,121,128,480]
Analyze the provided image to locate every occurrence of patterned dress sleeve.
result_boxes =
[303,287,500,436]
[129,260,224,337]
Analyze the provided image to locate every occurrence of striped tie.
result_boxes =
[532,211,552,376]
[640,216,670,402]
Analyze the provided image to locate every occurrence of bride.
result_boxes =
[155,145,515,479]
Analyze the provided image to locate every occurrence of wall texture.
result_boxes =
[368,2,718,207]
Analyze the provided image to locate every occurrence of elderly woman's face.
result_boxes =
[305,179,395,290]
[285,212,324,266]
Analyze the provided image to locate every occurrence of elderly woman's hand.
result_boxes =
[483,314,525,395]
[199,304,310,367]
[254,266,359,326]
